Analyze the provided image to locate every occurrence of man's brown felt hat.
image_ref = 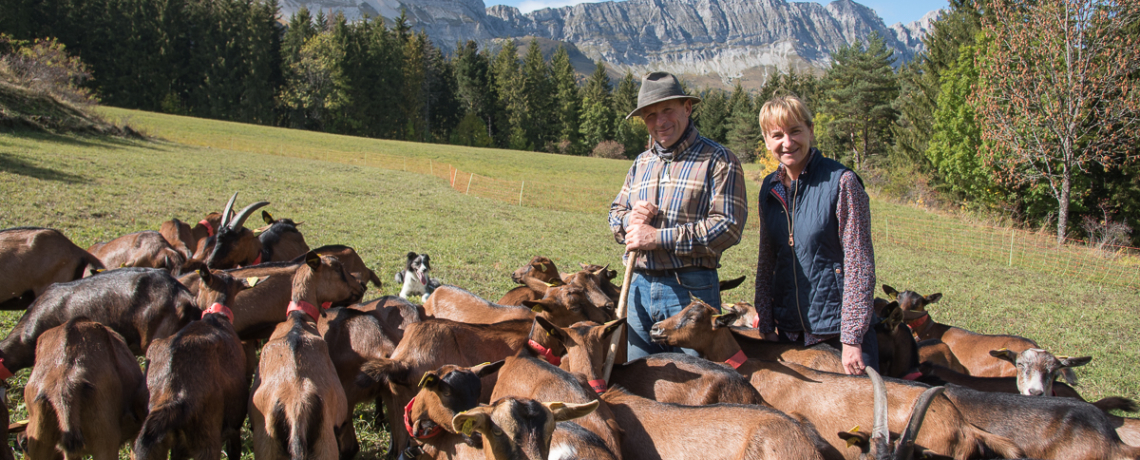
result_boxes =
[626,72,702,120]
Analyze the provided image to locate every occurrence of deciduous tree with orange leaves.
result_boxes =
[974,0,1140,244]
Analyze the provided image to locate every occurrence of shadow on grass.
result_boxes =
[0,152,88,184]
[0,127,168,152]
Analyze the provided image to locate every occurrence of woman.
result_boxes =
[752,95,878,376]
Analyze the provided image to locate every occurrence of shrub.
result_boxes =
[590,140,626,159]
[0,35,95,105]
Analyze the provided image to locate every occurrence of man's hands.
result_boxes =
[626,200,659,251]
[842,343,866,376]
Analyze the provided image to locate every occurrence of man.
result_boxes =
[608,72,748,360]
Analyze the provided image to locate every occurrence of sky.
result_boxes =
[488,0,948,27]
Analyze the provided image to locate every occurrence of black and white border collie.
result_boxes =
[394,252,439,302]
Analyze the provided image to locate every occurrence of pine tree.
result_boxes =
[819,32,900,169]
[612,70,639,118]
[492,39,524,149]
[550,45,583,154]
[455,40,495,140]
[926,44,996,206]
[519,38,554,151]
[695,88,730,144]
[725,83,759,162]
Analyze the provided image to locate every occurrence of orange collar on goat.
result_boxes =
[404,397,444,439]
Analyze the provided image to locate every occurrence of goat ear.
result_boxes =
[197,267,211,281]
[712,310,740,329]
[453,408,491,437]
[522,299,550,313]
[883,285,899,299]
[926,293,943,304]
[418,371,440,388]
[545,400,599,422]
[305,251,321,269]
[472,360,505,378]
[533,316,565,340]
[886,302,904,324]
[989,349,1018,364]
[357,357,410,389]
[1059,356,1092,369]
[873,298,891,315]
[602,318,626,337]
[837,429,870,451]
[262,210,274,225]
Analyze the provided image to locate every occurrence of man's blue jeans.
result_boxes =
[626,268,721,360]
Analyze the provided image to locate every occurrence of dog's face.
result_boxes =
[405,252,431,285]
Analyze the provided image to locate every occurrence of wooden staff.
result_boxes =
[602,250,638,382]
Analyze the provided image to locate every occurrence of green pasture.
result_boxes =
[1,108,1138,458]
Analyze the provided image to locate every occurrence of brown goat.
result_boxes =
[178,251,366,341]
[500,256,565,305]
[600,386,825,460]
[23,319,147,460]
[159,211,224,260]
[426,284,609,327]
[884,285,1037,377]
[874,301,922,380]
[716,303,846,373]
[837,368,948,460]
[317,305,412,459]
[939,383,1140,459]
[355,318,532,456]
[135,268,253,460]
[916,339,968,374]
[255,210,310,263]
[0,227,103,311]
[308,244,383,290]
[609,353,763,405]
[0,267,199,378]
[649,299,1024,460]
[490,318,624,456]
[87,230,185,275]
[249,257,350,460]
[204,193,270,269]
[401,362,505,459]
[452,397,600,460]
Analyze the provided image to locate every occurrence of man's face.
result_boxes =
[641,99,693,148]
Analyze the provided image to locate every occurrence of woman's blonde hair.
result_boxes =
[758,95,813,137]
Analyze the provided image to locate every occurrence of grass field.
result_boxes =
[1,108,1138,458]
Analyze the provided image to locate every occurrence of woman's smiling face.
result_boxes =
[763,120,815,173]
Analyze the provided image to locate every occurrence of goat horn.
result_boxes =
[895,386,945,460]
[230,201,270,230]
[220,192,239,229]
[868,367,890,453]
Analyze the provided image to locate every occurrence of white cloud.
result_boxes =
[516,0,589,13]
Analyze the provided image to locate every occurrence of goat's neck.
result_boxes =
[520,274,554,294]
[701,329,746,363]
[290,265,320,305]
[910,314,949,341]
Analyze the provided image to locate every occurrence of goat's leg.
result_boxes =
[338,417,361,460]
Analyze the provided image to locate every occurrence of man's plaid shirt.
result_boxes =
[608,124,748,270]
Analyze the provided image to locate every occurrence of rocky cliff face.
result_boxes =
[279,0,938,89]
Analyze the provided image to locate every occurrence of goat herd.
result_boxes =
[0,192,1137,460]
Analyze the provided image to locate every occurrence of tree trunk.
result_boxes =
[1057,168,1071,246]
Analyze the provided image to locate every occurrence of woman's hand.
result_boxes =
[842,343,866,375]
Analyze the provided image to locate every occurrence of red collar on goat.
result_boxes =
[404,397,443,439]
[0,359,13,380]
[286,300,320,321]
[725,349,748,370]
[527,339,562,366]
[203,302,234,323]
[751,314,760,329]
[200,219,215,237]
[588,379,607,394]
[906,313,930,331]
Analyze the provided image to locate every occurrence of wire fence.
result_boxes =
[252,144,1140,291]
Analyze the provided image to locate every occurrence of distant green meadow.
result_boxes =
[0,108,1137,458]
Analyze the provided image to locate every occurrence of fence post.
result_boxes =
[430,159,433,177]
[519,181,525,206]
[466,173,474,195]
[1009,229,1015,266]
[450,166,455,187]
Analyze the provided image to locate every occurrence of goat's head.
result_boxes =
[556,319,625,394]
[838,367,946,460]
[567,266,616,317]
[408,361,504,439]
[293,251,366,308]
[522,285,594,327]
[578,263,617,281]
[649,298,738,350]
[883,285,942,314]
[512,256,561,285]
[452,397,598,460]
[205,193,269,269]
[990,348,1091,396]
[726,302,759,328]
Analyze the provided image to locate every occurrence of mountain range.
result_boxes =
[278,0,940,89]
